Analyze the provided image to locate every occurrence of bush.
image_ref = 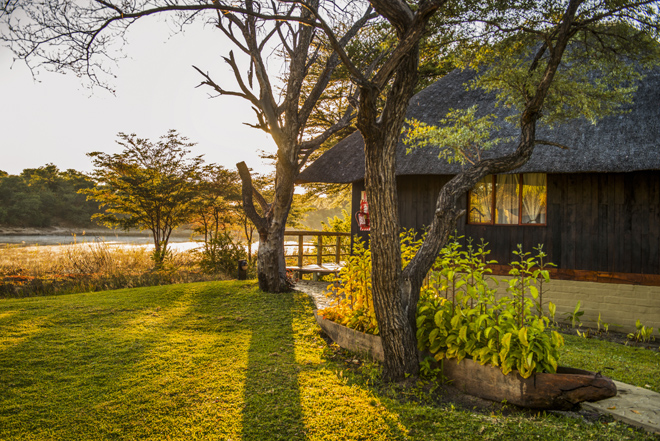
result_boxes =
[319,237,377,334]
[195,231,247,277]
[321,230,563,378]
[417,240,563,378]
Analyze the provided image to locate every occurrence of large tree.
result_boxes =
[333,0,660,381]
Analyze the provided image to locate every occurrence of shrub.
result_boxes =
[321,230,563,378]
[194,231,247,276]
[319,237,377,334]
[417,241,563,378]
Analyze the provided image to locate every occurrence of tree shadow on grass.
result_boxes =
[240,290,308,441]
[0,285,196,439]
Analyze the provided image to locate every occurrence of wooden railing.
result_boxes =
[284,230,351,279]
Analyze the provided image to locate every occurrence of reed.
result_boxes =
[0,240,227,297]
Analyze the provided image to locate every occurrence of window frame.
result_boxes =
[467,173,547,226]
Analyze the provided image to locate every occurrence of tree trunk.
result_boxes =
[358,49,420,382]
[237,159,295,293]
[256,226,289,292]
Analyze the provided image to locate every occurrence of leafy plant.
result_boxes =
[597,312,610,334]
[627,319,656,345]
[193,230,248,277]
[324,232,563,379]
[576,328,592,339]
[548,302,558,327]
[321,229,431,335]
[417,241,563,379]
[563,301,584,329]
[418,356,443,382]
[319,237,377,334]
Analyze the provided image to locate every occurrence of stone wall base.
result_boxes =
[492,278,660,334]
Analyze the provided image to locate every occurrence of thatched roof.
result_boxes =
[297,67,660,184]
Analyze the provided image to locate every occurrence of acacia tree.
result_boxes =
[84,131,203,266]
[336,0,660,380]
[191,165,243,244]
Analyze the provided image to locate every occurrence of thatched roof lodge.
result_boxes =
[297,67,660,332]
[298,68,660,183]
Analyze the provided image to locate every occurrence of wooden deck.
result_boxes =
[283,231,350,280]
[286,262,343,275]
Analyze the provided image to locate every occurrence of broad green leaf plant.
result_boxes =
[416,240,563,379]
[322,230,564,378]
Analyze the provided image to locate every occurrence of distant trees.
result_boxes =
[0,164,98,228]
[83,131,204,266]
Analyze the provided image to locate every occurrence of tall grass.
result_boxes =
[0,240,227,297]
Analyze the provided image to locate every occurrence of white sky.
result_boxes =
[0,16,278,177]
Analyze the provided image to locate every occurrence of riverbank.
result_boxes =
[0,225,195,237]
[0,226,196,246]
[0,239,226,298]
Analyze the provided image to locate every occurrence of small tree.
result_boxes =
[190,165,250,274]
[83,130,204,267]
[191,165,243,244]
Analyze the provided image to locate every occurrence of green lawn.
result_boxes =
[560,334,660,393]
[0,281,658,440]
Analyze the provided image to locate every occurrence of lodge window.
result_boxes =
[468,173,547,225]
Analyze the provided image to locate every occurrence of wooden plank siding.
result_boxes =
[350,172,660,282]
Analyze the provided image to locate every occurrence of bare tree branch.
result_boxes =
[297,5,376,126]
[215,15,251,54]
[193,65,253,101]
[243,106,270,132]
[236,161,269,233]
[284,0,370,87]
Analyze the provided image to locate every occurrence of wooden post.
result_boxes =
[297,233,304,279]
[315,234,323,281]
[335,235,341,264]
[297,233,304,268]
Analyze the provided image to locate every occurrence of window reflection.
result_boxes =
[468,173,547,225]
[468,176,492,223]
[522,173,547,224]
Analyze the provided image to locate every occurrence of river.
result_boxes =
[0,234,200,250]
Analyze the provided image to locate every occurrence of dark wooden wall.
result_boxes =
[350,172,660,276]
